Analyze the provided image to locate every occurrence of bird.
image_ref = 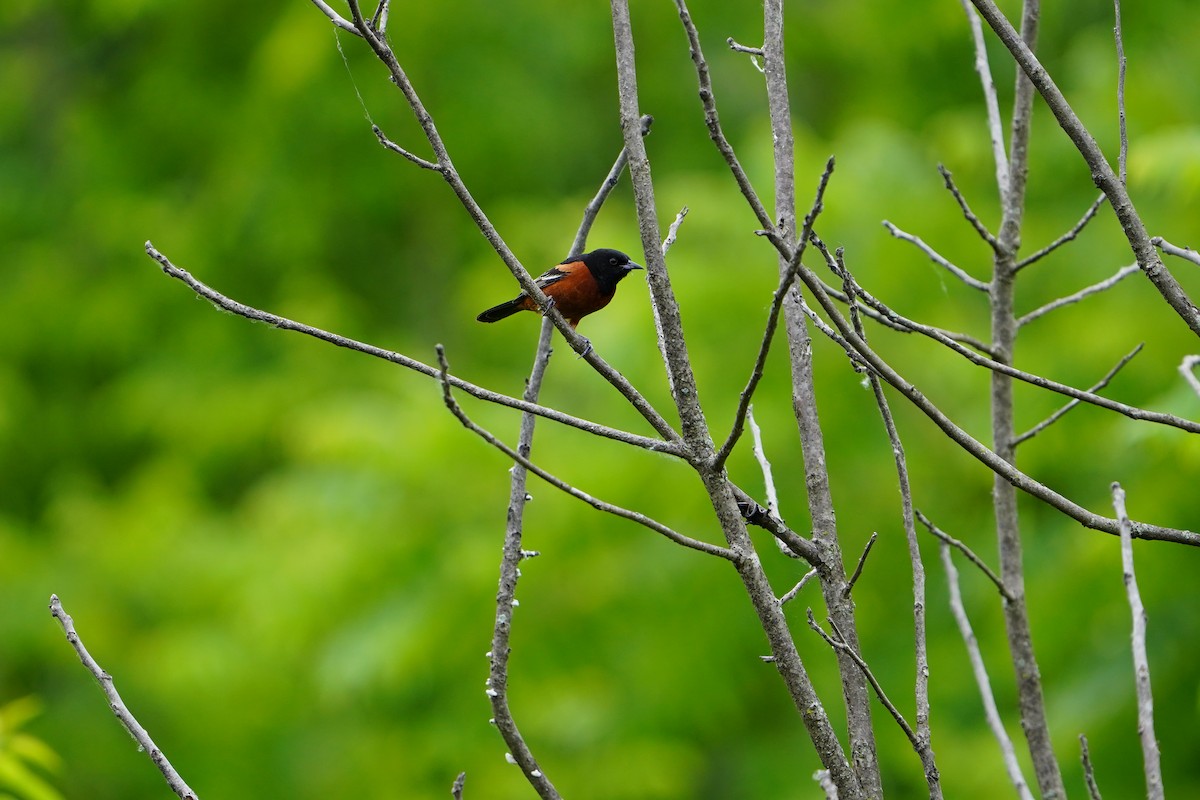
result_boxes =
[476,248,643,328]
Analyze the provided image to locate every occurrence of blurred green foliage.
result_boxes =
[3,1,1200,797]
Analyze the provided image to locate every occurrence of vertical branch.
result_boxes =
[610,1,707,446]
[482,320,562,800]
[762,1,880,793]
[852,303,941,798]
[1111,484,1164,800]
[979,1,1066,795]
[939,549,1037,800]
[611,5,862,796]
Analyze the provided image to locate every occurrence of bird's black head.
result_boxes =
[575,248,643,292]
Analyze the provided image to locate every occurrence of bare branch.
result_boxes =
[340,0,680,441]
[145,244,680,455]
[1018,263,1139,328]
[715,158,835,467]
[915,510,1011,601]
[482,318,562,800]
[372,124,441,171]
[881,220,990,292]
[1079,735,1104,800]
[807,610,941,797]
[673,0,776,233]
[1113,0,1128,185]
[834,272,1200,436]
[856,295,938,796]
[49,595,199,800]
[957,0,1009,200]
[1015,194,1107,271]
[1013,344,1144,446]
[937,547,1036,800]
[939,164,1001,254]
[310,0,361,35]
[747,407,779,516]
[966,0,1200,336]
[660,206,689,258]
[1111,483,1165,800]
[842,533,878,599]
[571,114,654,258]
[1152,236,1200,267]
[436,346,735,561]
[726,37,764,57]
[451,772,467,800]
[1180,355,1200,398]
[779,569,818,606]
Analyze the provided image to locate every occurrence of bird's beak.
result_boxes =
[627,262,644,271]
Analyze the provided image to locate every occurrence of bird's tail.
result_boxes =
[476,298,527,323]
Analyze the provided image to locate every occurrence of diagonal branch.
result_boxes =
[915,511,1011,601]
[1015,194,1107,271]
[882,220,990,291]
[790,250,1200,545]
[1013,344,1144,447]
[1018,263,1139,328]
[340,0,680,443]
[50,595,199,800]
[144,243,682,456]
[939,164,1002,254]
[827,269,1200,436]
[436,347,736,561]
[715,158,835,467]
[937,546,1036,800]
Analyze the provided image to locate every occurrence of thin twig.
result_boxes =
[806,609,939,777]
[660,206,689,258]
[49,595,199,800]
[436,347,736,561]
[1113,0,1128,185]
[939,164,1002,254]
[853,292,939,796]
[1152,236,1200,267]
[1111,483,1165,800]
[779,569,818,606]
[938,546,1036,800]
[1079,735,1104,800]
[370,0,390,33]
[958,0,1009,203]
[1018,263,1139,328]
[372,124,441,171]
[1180,355,1200,399]
[1016,194,1107,271]
[673,0,776,233]
[310,0,360,34]
[882,220,990,292]
[715,158,835,467]
[842,533,878,599]
[144,243,681,455]
[571,114,653,258]
[966,0,1200,336]
[915,510,1011,601]
[341,0,681,443]
[747,407,779,515]
[1013,344,1144,446]
[831,270,1200,436]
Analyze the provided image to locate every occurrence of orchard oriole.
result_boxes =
[476,248,643,328]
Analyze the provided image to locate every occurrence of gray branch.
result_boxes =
[49,595,199,800]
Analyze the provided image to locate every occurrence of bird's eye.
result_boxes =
[610,258,618,265]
